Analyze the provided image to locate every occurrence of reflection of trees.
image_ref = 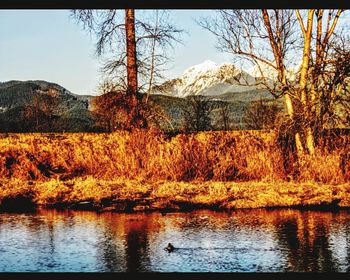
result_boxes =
[42,214,56,270]
[346,223,350,273]
[95,213,162,272]
[274,211,339,272]
[342,220,350,272]
[43,210,126,272]
[10,212,57,270]
[97,226,123,272]
[46,219,55,259]
[124,215,152,272]
[87,212,127,272]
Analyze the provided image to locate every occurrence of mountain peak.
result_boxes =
[155,60,257,98]
[182,60,217,77]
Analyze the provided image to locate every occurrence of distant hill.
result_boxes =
[0,79,284,132]
[0,80,95,132]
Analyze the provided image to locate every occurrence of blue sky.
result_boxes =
[0,10,232,95]
[3,10,347,95]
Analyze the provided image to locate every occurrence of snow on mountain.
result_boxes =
[153,59,305,99]
[248,62,301,81]
[247,63,278,80]
[154,60,264,98]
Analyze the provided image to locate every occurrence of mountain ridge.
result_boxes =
[0,69,283,132]
[153,60,273,98]
[0,80,95,132]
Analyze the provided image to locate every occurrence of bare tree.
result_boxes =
[199,9,347,156]
[310,30,350,132]
[183,96,213,132]
[72,10,182,129]
[242,99,281,130]
[23,89,59,131]
[124,9,139,128]
[91,91,126,132]
[97,79,119,95]
[214,101,232,131]
[93,79,175,132]
[137,11,183,103]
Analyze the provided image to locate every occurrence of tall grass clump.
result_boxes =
[0,130,348,183]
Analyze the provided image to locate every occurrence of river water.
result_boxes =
[0,208,349,272]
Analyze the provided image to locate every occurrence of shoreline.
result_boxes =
[1,178,349,213]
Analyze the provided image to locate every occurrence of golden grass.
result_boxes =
[1,130,348,183]
[0,177,349,210]
[0,130,348,211]
[297,149,349,184]
[0,130,287,182]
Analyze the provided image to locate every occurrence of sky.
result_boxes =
[0,10,232,95]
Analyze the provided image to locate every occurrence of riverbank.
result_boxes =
[1,177,350,212]
[0,130,349,212]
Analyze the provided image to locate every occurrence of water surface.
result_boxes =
[0,209,350,272]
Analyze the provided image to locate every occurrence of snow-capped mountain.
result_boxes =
[153,60,269,98]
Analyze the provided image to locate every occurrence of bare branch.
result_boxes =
[296,10,306,38]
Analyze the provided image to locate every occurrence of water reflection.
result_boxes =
[273,210,339,271]
[94,214,125,272]
[0,209,349,272]
[123,215,153,272]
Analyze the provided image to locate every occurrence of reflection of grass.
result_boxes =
[0,130,348,211]
[0,177,349,211]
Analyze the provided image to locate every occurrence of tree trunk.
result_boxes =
[298,9,316,155]
[284,93,304,157]
[262,9,306,157]
[125,9,138,97]
[125,9,139,128]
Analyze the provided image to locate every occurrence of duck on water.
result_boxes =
[164,243,175,253]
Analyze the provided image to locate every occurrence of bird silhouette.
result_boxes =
[164,243,175,253]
